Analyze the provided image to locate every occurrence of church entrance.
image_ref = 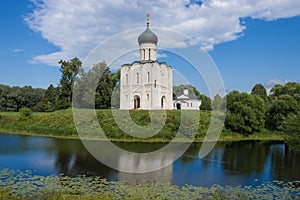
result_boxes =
[134,95,140,109]
[161,96,166,108]
[176,103,181,110]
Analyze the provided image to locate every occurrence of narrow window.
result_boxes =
[147,72,150,82]
[137,73,139,83]
[149,49,151,60]
[191,102,193,107]
[126,74,128,84]
[154,80,157,88]
[147,94,149,100]
[143,49,145,60]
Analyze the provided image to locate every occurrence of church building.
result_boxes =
[120,14,173,110]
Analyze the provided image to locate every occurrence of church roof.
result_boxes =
[121,61,171,68]
[175,93,200,101]
[138,27,158,45]
[138,14,158,45]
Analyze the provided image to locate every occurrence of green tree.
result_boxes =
[36,84,58,112]
[225,91,266,135]
[199,95,212,111]
[266,95,299,130]
[73,62,114,109]
[56,57,82,109]
[94,62,114,109]
[19,107,32,120]
[270,82,300,103]
[251,83,267,101]
[212,94,222,110]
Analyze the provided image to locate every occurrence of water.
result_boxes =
[0,132,299,187]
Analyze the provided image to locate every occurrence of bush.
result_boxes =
[19,107,32,120]
[225,91,266,135]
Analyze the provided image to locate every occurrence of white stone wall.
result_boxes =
[120,62,173,110]
[173,99,202,110]
[140,43,157,61]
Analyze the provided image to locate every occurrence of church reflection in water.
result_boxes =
[44,139,300,186]
[1,133,299,187]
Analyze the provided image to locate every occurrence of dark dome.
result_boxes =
[138,27,158,45]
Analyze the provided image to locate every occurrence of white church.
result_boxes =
[120,14,201,110]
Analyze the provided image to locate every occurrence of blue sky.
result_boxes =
[0,0,300,95]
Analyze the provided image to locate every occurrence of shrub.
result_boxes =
[19,107,32,120]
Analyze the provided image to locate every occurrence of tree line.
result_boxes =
[0,57,299,139]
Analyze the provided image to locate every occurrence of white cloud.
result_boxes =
[11,48,23,53]
[24,0,300,67]
[265,78,290,94]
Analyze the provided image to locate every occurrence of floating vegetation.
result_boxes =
[0,169,299,200]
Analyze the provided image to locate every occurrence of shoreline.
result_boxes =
[0,128,284,143]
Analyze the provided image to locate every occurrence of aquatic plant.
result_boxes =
[0,169,299,200]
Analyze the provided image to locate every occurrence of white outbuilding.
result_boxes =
[173,87,202,110]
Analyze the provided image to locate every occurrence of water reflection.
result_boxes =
[0,133,299,187]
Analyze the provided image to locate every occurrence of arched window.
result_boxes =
[136,73,139,83]
[149,49,151,60]
[147,94,149,100]
[125,74,128,84]
[147,72,150,82]
[154,80,157,88]
[143,49,145,60]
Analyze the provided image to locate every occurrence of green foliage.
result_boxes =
[0,84,45,112]
[251,83,268,101]
[36,84,59,112]
[225,91,266,135]
[199,95,212,111]
[270,82,300,102]
[95,62,114,109]
[266,95,299,130]
[73,62,114,109]
[0,109,211,141]
[56,57,83,110]
[0,169,299,200]
[282,113,300,150]
[19,107,32,120]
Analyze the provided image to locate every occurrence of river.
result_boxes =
[0,132,299,187]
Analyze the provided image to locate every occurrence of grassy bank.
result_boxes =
[0,109,284,142]
[0,169,299,200]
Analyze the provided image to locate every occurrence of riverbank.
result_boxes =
[0,109,284,143]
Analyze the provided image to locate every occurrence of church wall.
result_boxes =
[120,62,173,110]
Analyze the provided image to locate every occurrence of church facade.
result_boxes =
[120,15,173,110]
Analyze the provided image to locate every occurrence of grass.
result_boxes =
[0,109,284,142]
[0,169,299,200]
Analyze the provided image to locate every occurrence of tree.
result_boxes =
[56,57,82,109]
[266,95,299,130]
[73,62,114,109]
[267,82,300,130]
[212,94,222,110]
[19,107,32,120]
[0,84,44,112]
[94,62,114,109]
[251,83,267,101]
[270,82,300,103]
[36,84,58,112]
[225,91,266,135]
[199,95,212,111]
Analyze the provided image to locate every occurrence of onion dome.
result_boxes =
[138,14,158,45]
